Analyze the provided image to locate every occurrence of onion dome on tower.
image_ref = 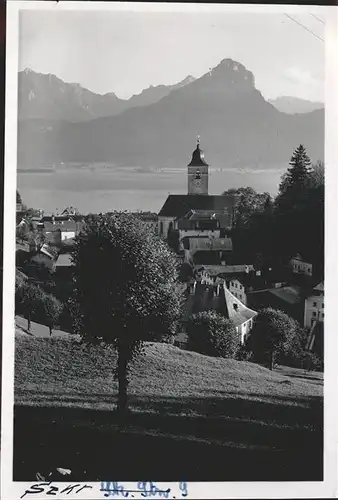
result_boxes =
[188,136,209,167]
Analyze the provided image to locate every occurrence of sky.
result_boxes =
[18,7,325,101]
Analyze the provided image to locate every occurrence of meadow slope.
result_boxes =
[14,335,323,481]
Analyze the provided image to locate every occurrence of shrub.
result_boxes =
[235,344,254,362]
[36,293,63,336]
[186,310,238,358]
[247,307,302,370]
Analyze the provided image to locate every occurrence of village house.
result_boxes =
[55,253,73,280]
[177,209,232,240]
[228,278,249,305]
[200,264,255,282]
[29,243,58,270]
[43,220,81,244]
[226,268,282,306]
[182,235,233,266]
[175,280,257,349]
[304,281,324,329]
[290,253,313,277]
[247,284,304,324]
[40,211,84,244]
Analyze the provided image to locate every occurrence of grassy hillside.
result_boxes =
[14,335,323,481]
[15,335,322,411]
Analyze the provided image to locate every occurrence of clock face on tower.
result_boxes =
[194,178,202,187]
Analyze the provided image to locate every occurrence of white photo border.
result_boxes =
[2,2,337,498]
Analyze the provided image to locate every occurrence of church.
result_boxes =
[157,137,238,240]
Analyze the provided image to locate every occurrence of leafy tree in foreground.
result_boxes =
[186,310,238,358]
[70,213,182,416]
[247,307,300,370]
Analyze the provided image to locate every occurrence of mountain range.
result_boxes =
[18,68,196,122]
[268,96,324,114]
[17,60,324,170]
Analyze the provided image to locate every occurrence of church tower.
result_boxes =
[187,136,209,195]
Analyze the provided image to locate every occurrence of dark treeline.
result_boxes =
[224,145,324,280]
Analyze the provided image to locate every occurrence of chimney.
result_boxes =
[190,281,197,295]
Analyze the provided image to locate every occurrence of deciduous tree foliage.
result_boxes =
[16,281,44,331]
[223,186,269,228]
[37,293,63,336]
[223,187,273,265]
[187,310,238,358]
[70,212,182,415]
[247,307,301,370]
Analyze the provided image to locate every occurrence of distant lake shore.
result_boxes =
[17,164,285,214]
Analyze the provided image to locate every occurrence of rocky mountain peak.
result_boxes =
[209,58,255,87]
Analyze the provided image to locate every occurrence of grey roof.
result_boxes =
[158,194,236,219]
[181,209,228,220]
[313,282,324,292]
[202,264,254,276]
[223,286,257,327]
[56,253,73,267]
[187,237,233,252]
[268,286,302,305]
[181,282,257,326]
[44,221,82,232]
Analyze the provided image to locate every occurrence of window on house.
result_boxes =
[322,312,324,318]
[322,303,324,308]
[312,311,317,317]
[233,303,238,312]
[313,301,317,307]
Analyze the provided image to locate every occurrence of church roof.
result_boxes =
[188,143,209,167]
[158,194,236,219]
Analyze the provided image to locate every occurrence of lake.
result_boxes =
[17,164,286,214]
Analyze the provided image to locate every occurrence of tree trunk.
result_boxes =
[27,313,31,332]
[117,339,129,419]
[269,350,274,371]
[49,326,52,336]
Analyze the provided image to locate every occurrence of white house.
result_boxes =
[290,254,313,277]
[304,282,324,328]
[222,285,257,344]
[178,280,257,348]
[228,278,248,305]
